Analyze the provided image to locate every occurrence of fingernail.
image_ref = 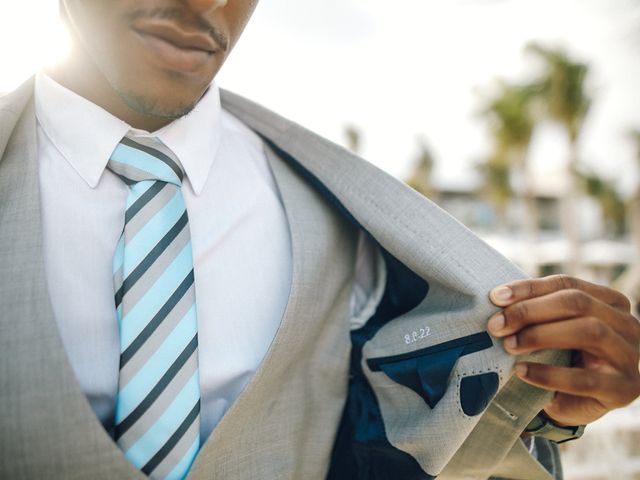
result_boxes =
[488,314,505,333]
[515,363,528,377]
[504,335,517,350]
[493,286,513,302]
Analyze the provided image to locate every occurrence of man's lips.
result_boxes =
[132,20,220,73]
[134,20,219,52]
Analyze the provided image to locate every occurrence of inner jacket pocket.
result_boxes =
[367,332,493,409]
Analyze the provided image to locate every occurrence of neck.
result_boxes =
[46,44,173,132]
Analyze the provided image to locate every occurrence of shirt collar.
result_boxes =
[34,72,222,195]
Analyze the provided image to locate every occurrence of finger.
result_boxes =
[543,393,608,426]
[487,289,640,343]
[501,317,638,372]
[515,363,639,408]
[491,275,631,311]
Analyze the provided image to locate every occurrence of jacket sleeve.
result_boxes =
[488,437,563,480]
[524,437,563,480]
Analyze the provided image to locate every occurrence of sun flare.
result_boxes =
[0,3,70,93]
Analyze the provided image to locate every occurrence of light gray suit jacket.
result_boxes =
[0,78,567,479]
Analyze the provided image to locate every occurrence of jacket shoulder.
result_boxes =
[0,77,35,156]
[0,77,34,116]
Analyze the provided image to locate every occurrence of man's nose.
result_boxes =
[181,0,228,14]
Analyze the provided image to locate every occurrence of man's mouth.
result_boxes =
[132,20,220,73]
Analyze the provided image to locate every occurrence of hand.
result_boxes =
[487,275,640,427]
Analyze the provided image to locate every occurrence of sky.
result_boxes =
[1,0,639,195]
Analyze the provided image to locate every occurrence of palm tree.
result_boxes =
[579,169,626,237]
[618,129,640,315]
[628,129,640,275]
[476,149,512,232]
[480,80,539,242]
[343,124,362,154]
[406,138,436,200]
[526,43,592,275]
[629,129,640,218]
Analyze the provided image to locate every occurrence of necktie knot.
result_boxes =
[108,134,185,187]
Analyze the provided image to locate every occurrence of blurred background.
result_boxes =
[1,0,639,478]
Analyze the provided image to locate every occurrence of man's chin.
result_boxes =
[117,88,200,123]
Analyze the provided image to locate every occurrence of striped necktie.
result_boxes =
[109,134,200,480]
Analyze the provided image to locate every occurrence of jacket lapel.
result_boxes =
[189,140,359,478]
[0,79,144,479]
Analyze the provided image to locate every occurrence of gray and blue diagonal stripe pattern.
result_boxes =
[109,135,200,480]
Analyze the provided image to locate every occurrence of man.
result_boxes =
[0,1,638,479]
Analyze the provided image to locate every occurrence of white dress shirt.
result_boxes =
[34,72,383,441]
